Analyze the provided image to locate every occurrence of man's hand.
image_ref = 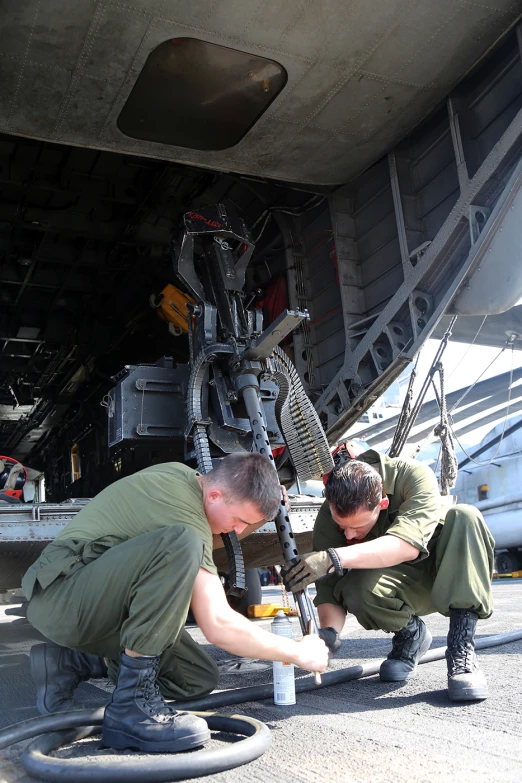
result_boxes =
[281,549,344,592]
[281,485,290,510]
[292,634,329,672]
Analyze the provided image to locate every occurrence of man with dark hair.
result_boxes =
[23,453,328,753]
[282,449,494,702]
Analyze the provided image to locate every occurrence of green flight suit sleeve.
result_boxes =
[385,460,442,561]
[312,499,347,607]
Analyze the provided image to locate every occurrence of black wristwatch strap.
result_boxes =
[327,547,345,576]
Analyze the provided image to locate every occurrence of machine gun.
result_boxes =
[108,202,333,634]
[174,202,333,634]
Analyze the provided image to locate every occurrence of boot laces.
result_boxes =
[447,613,477,675]
[139,661,182,722]
[388,620,420,665]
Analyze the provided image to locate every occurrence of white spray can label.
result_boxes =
[271,610,296,705]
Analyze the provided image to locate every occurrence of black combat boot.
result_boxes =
[446,609,488,701]
[102,652,210,753]
[380,615,432,682]
[30,642,108,715]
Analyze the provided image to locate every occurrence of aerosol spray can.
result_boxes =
[271,610,296,705]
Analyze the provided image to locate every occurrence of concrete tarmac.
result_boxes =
[1,581,521,783]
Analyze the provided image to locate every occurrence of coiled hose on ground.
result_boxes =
[1,629,521,782]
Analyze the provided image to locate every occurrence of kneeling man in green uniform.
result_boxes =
[23,453,328,752]
[282,449,494,702]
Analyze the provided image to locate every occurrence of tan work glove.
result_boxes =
[280,549,344,593]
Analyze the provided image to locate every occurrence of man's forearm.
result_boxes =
[317,603,346,634]
[191,568,327,671]
[207,609,299,662]
[335,534,419,570]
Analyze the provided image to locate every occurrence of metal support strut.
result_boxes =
[236,374,318,636]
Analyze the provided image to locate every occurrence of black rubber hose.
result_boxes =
[0,708,105,750]
[22,714,271,783]
[178,628,522,710]
[1,629,521,781]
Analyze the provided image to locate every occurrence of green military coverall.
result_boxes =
[22,463,220,700]
[313,450,495,632]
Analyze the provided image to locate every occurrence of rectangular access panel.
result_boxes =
[117,38,287,150]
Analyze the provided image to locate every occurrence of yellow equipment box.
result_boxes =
[248,604,297,618]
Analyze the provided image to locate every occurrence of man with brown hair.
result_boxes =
[282,449,494,702]
[23,452,328,753]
